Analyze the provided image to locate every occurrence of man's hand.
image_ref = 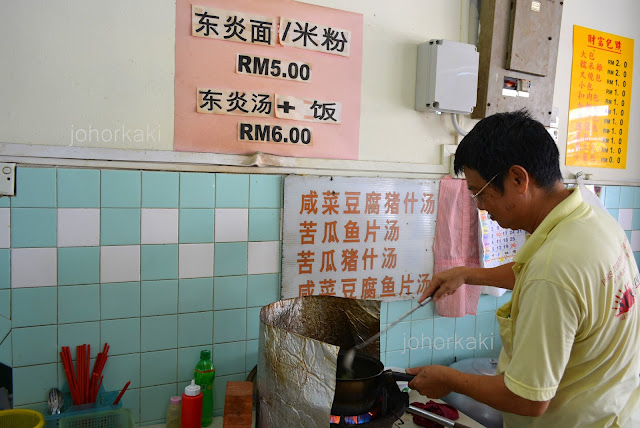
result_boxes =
[419,267,469,302]
[405,365,455,398]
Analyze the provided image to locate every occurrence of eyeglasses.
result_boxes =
[471,173,500,204]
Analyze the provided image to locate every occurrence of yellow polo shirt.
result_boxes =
[496,188,640,427]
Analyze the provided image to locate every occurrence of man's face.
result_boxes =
[465,168,519,230]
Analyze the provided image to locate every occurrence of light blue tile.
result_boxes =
[634,188,640,209]
[58,247,100,285]
[141,279,178,316]
[248,209,281,241]
[57,169,100,208]
[11,208,57,247]
[431,344,455,366]
[385,350,409,369]
[213,373,245,412]
[632,209,640,230]
[246,307,261,340]
[246,339,258,372]
[385,321,411,352]
[178,345,213,383]
[214,275,247,310]
[101,353,141,391]
[434,317,456,343]
[635,252,640,270]
[142,171,179,208]
[141,245,178,280]
[0,197,9,208]
[411,300,434,320]
[625,231,632,241]
[0,332,11,367]
[475,312,496,339]
[58,284,100,323]
[101,170,141,208]
[497,290,512,307]
[0,249,9,289]
[214,242,247,276]
[178,312,213,347]
[455,315,476,339]
[410,347,432,367]
[246,274,279,307]
[213,341,245,376]
[0,316,10,342]
[141,349,177,387]
[101,208,141,245]
[12,287,57,327]
[477,294,498,313]
[140,383,177,423]
[179,277,213,313]
[620,186,635,209]
[380,303,387,324]
[140,315,177,352]
[13,168,56,208]
[454,338,475,360]
[604,186,621,208]
[214,309,246,343]
[180,172,215,208]
[101,282,140,319]
[215,174,249,208]
[179,209,214,243]
[12,326,57,366]
[387,300,412,321]
[410,319,433,349]
[120,387,140,423]
[57,322,100,359]
[249,175,283,208]
[12,363,58,406]
[101,318,141,355]
[0,289,9,318]
[608,208,619,220]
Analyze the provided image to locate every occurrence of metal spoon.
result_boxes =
[342,297,433,373]
[47,388,63,415]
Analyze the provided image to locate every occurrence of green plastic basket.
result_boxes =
[58,408,134,428]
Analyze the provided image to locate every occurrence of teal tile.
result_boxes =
[0,196,9,208]
[179,209,214,243]
[0,289,9,319]
[380,303,387,324]
[213,373,244,412]
[14,402,48,415]
[0,332,11,367]
[101,208,141,245]
[497,290,512,307]
[475,312,496,339]
[141,349,177,387]
[625,231,632,241]
[604,186,621,208]
[410,319,434,348]
[121,387,140,423]
[0,311,10,341]
[214,242,247,276]
[454,338,475,360]
[178,312,213,347]
[12,287,57,327]
[140,383,177,423]
[214,275,247,310]
[142,171,179,208]
[12,325,58,366]
[213,341,245,376]
[141,245,178,280]
[246,307,261,340]
[455,315,476,339]
[179,277,213,313]
[57,322,100,359]
[388,300,412,321]
[608,208,619,220]
[12,363,58,406]
[635,252,640,271]
[477,294,498,313]
[0,249,9,289]
[178,345,213,383]
[141,279,178,316]
[245,339,258,372]
[101,282,140,319]
[213,309,246,343]
[101,170,141,208]
[633,209,640,230]
[180,172,215,208]
[248,209,281,241]
[434,317,456,342]
[410,347,432,367]
[57,169,100,208]
[246,273,279,307]
[101,318,140,355]
[11,208,57,247]
[634,187,640,209]
[385,349,409,369]
[431,344,455,366]
[386,321,411,352]
[58,284,100,323]
[620,186,635,209]
[13,168,56,208]
[99,353,141,390]
[249,175,283,208]
[215,174,249,208]
[140,315,177,351]
[58,247,100,285]
[411,299,435,320]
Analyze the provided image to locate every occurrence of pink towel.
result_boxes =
[433,176,482,317]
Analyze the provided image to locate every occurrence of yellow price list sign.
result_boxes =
[566,26,634,169]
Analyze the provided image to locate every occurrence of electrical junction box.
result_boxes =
[415,39,479,114]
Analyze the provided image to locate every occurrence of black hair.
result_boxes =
[453,110,563,192]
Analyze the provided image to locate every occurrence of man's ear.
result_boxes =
[508,165,530,194]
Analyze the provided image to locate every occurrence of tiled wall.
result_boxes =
[1,167,639,425]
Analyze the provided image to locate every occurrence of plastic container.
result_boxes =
[194,350,215,427]
[181,380,202,428]
[44,389,121,428]
[166,395,182,428]
[58,408,134,428]
[0,409,45,428]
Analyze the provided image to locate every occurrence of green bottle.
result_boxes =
[194,350,215,427]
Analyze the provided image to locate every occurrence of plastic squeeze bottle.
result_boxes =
[194,350,216,427]
[166,395,182,428]
[181,380,202,428]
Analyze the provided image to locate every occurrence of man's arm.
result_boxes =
[406,365,550,417]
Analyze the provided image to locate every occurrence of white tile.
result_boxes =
[101,245,140,283]
[248,241,280,274]
[11,248,57,288]
[58,208,100,247]
[141,209,178,244]
[618,209,633,230]
[631,231,640,252]
[179,243,214,279]
[215,209,248,242]
[0,208,9,248]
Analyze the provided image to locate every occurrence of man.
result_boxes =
[406,110,640,427]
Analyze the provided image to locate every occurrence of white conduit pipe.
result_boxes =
[451,113,469,136]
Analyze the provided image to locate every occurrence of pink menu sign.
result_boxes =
[174,0,363,159]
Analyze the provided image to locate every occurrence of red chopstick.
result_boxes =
[112,381,131,405]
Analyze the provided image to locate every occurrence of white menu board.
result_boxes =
[281,175,439,301]
[478,210,527,268]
